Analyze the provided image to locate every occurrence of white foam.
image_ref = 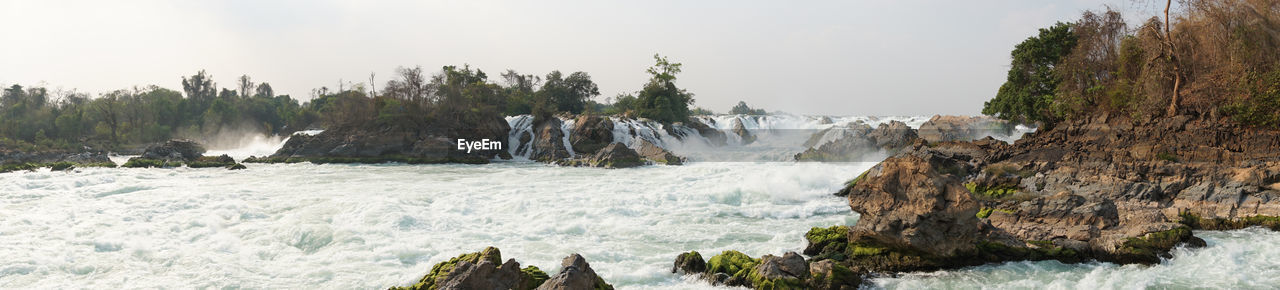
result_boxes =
[0,162,871,288]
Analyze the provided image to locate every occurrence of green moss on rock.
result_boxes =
[520,265,548,290]
[1180,212,1280,231]
[705,250,759,284]
[394,247,504,290]
[965,182,1019,199]
[804,226,850,260]
[122,158,172,168]
[1115,227,1204,264]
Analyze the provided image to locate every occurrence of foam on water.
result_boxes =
[0,161,868,288]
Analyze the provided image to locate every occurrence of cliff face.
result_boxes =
[837,112,1280,270]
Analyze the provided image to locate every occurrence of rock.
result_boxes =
[804,226,850,260]
[703,250,758,287]
[794,122,879,162]
[917,115,1014,143]
[536,254,614,290]
[188,154,236,168]
[561,143,645,168]
[807,260,860,290]
[390,247,550,290]
[817,116,834,125]
[259,115,509,164]
[866,120,918,149]
[436,259,533,290]
[844,152,982,257]
[635,139,684,165]
[683,117,728,146]
[140,139,206,162]
[672,251,706,274]
[834,113,1272,274]
[227,163,247,170]
[531,118,571,162]
[751,252,807,286]
[732,117,756,145]
[570,115,614,155]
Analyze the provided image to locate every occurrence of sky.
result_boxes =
[0,0,1159,116]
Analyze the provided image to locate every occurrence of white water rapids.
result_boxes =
[0,115,1273,289]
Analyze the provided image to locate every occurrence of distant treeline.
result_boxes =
[983,0,1280,128]
[0,54,701,151]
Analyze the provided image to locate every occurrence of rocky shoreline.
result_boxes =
[662,112,1280,289]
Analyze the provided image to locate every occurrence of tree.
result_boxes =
[536,70,600,117]
[238,75,254,99]
[255,82,274,98]
[383,66,431,103]
[729,101,766,115]
[634,54,695,123]
[982,23,1077,125]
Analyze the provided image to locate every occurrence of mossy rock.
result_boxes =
[1114,227,1205,264]
[227,163,247,170]
[807,261,861,290]
[705,250,759,286]
[673,251,707,274]
[187,155,236,168]
[393,247,504,290]
[520,265,549,290]
[1180,212,1280,231]
[964,182,1019,199]
[804,226,850,261]
[0,162,41,173]
[746,269,807,290]
[122,158,176,168]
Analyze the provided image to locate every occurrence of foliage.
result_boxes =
[728,101,767,115]
[981,22,1077,126]
[633,54,695,123]
[989,1,1280,127]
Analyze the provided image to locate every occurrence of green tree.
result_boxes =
[634,54,694,123]
[728,101,766,115]
[981,23,1077,125]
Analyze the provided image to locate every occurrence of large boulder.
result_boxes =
[732,117,756,145]
[917,115,1014,143]
[561,143,644,168]
[390,247,549,290]
[536,254,614,290]
[531,118,571,162]
[672,251,706,275]
[682,117,728,146]
[140,139,205,162]
[634,139,684,165]
[570,115,615,155]
[795,121,920,162]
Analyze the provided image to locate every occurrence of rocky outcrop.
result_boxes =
[139,139,205,161]
[531,118,571,162]
[675,249,859,289]
[123,139,242,169]
[819,113,1280,278]
[248,116,510,164]
[569,115,614,155]
[795,121,918,162]
[635,139,684,165]
[0,149,115,173]
[536,254,614,290]
[390,247,552,290]
[559,143,645,168]
[732,118,756,145]
[682,117,728,147]
[916,115,1015,143]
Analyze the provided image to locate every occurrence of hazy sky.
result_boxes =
[0,0,1154,116]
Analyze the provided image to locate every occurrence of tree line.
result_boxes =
[983,0,1280,128]
[0,54,703,151]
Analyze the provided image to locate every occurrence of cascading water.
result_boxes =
[504,114,1027,162]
